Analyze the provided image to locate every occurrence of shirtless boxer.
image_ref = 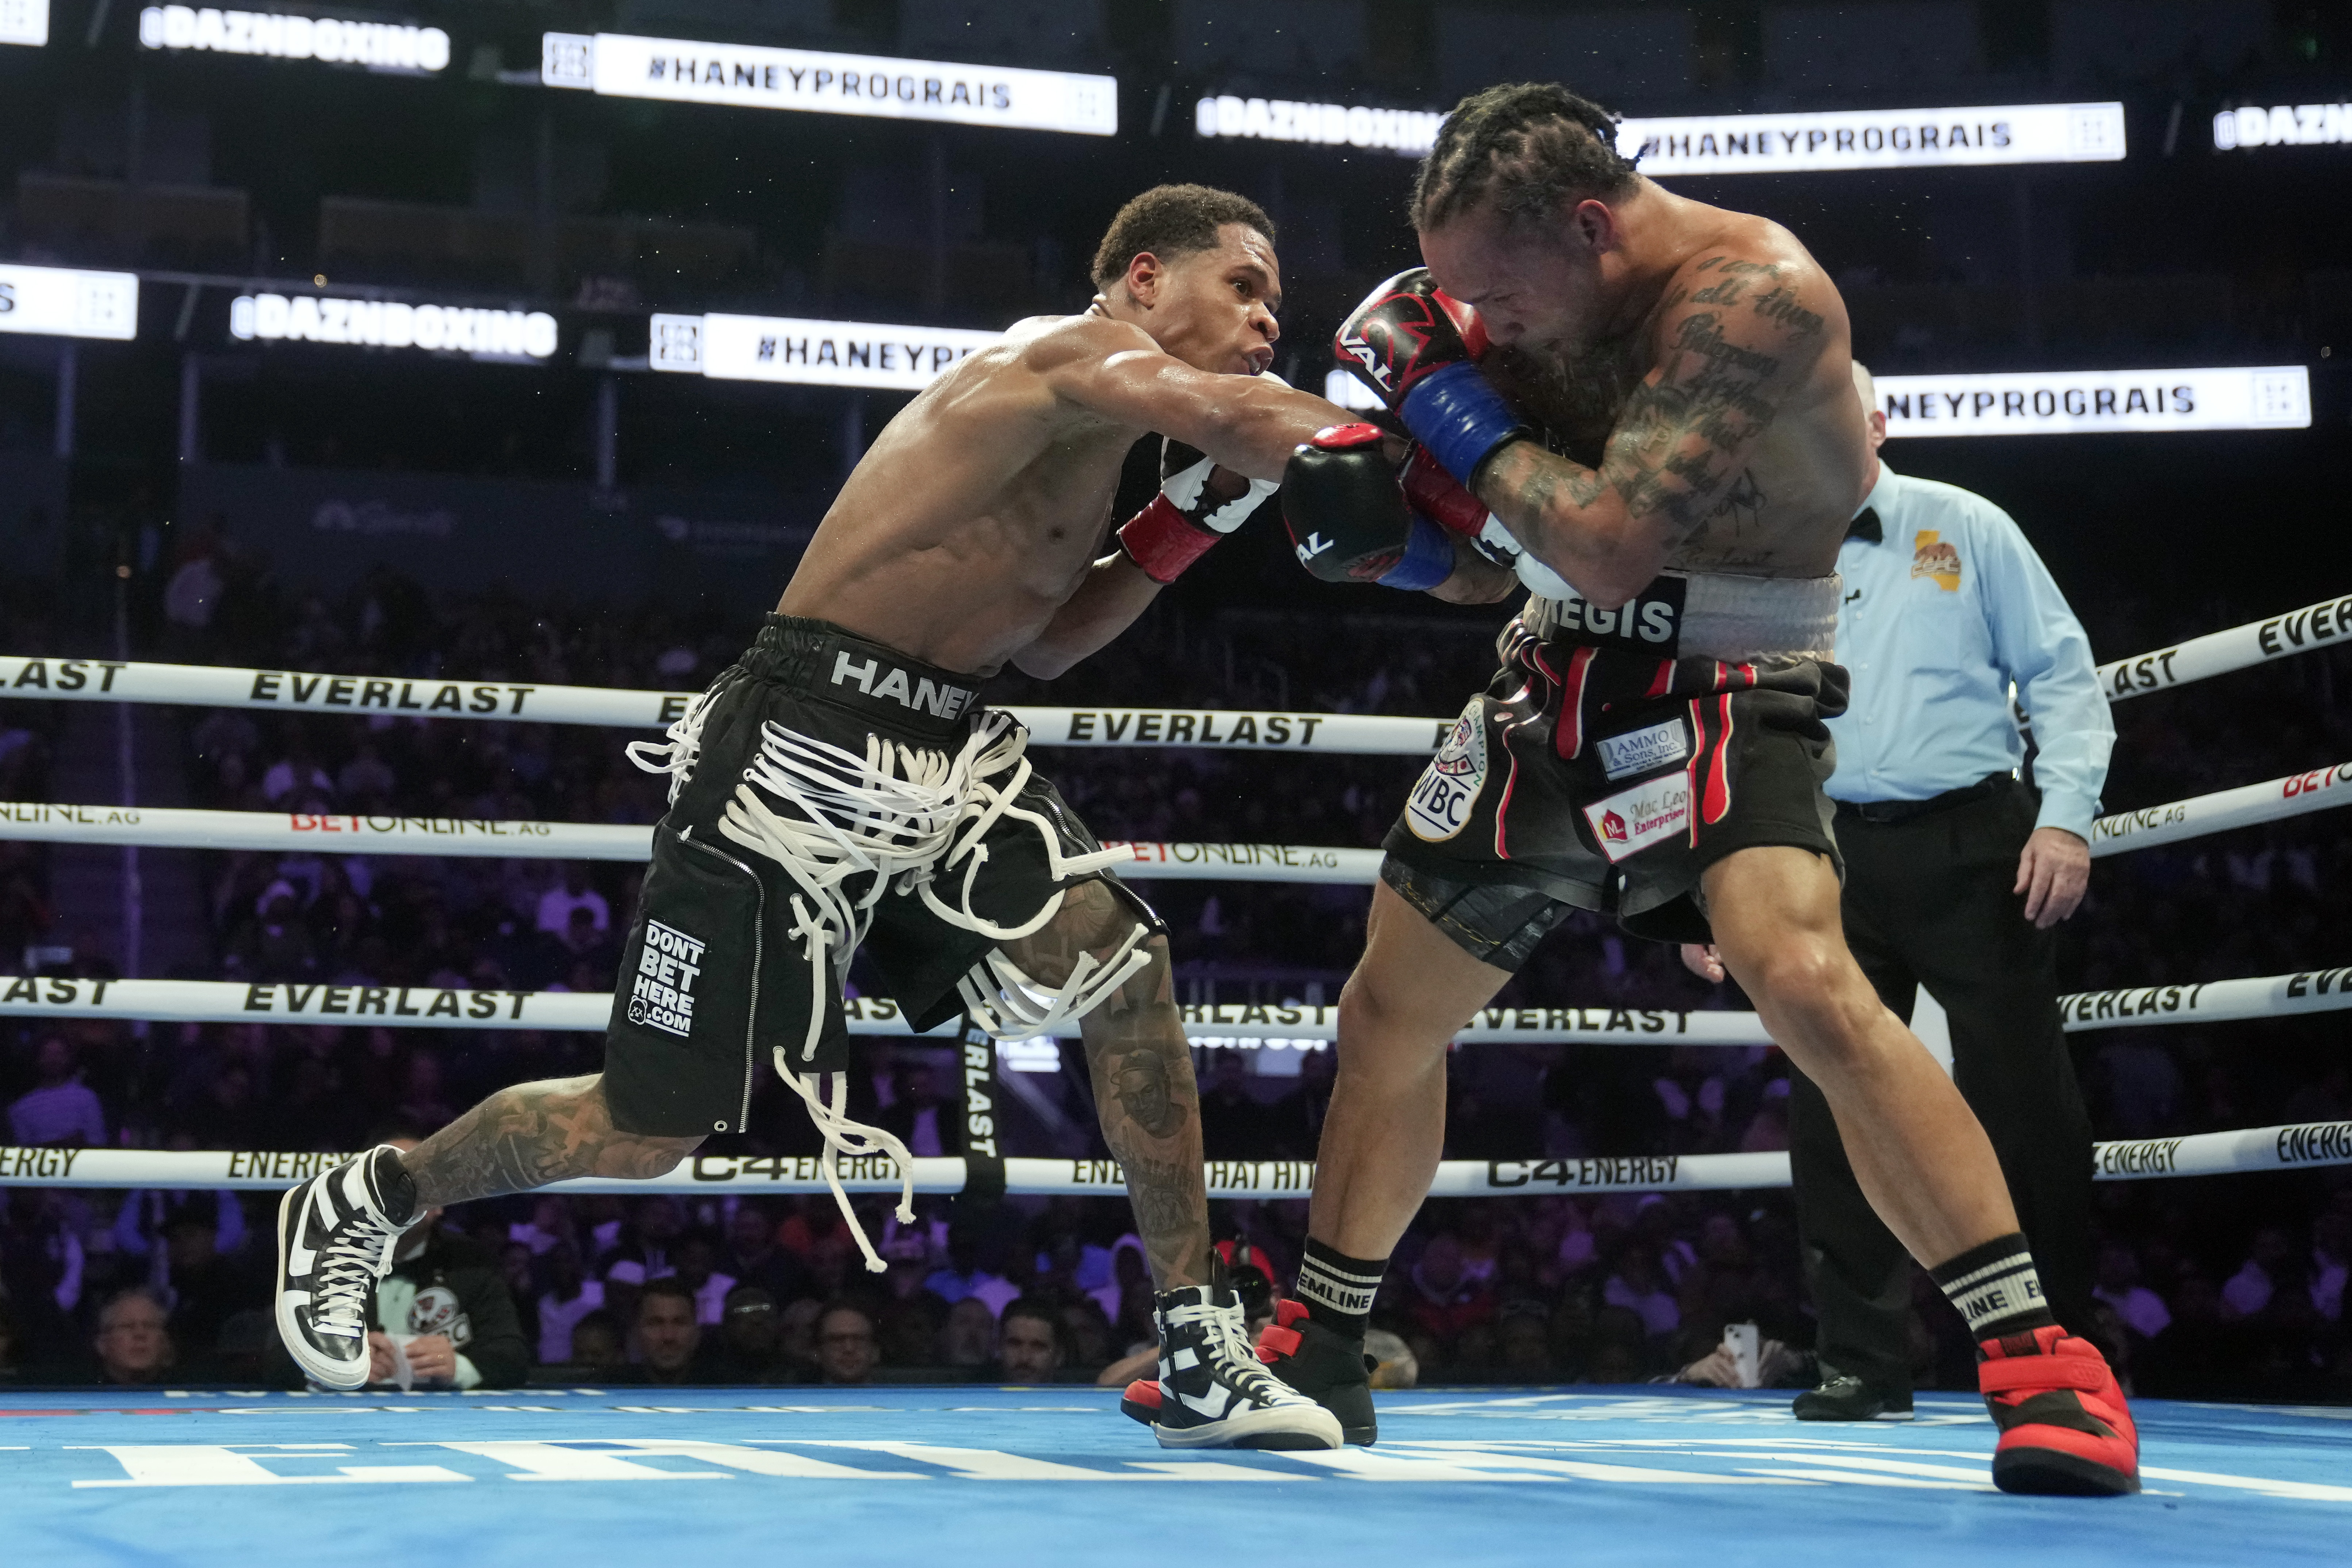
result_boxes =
[272,183,1368,1449]
[1270,85,2137,1494]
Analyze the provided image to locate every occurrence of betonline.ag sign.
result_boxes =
[139,7,450,72]
[651,312,1000,391]
[541,31,1115,136]
[230,294,559,360]
[1876,366,2310,437]
[1620,101,2125,174]
[0,263,138,341]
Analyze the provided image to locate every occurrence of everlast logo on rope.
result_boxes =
[628,920,704,1038]
[828,650,977,720]
[962,1039,998,1158]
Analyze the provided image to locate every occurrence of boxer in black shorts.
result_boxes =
[274,184,1360,1449]
[1263,84,2135,1494]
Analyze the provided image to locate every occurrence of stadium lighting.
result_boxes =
[0,263,139,341]
[2213,103,2352,150]
[137,6,451,72]
[541,32,1117,137]
[650,312,1001,390]
[1876,367,2310,436]
[1620,101,2126,174]
[0,0,47,47]
[229,293,559,360]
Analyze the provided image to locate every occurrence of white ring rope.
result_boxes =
[3,1118,2346,1196]
[6,966,2349,1044]
[7,759,2349,872]
[0,589,2343,746]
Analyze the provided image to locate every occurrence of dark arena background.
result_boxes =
[3,2,2351,1563]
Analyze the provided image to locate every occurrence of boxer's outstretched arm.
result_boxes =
[1036,317,1353,480]
[1475,254,1835,606]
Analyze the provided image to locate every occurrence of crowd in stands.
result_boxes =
[2,559,2350,1402]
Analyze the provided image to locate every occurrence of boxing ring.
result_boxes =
[2,597,2350,1562]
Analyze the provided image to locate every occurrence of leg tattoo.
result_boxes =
[1007,884,1211,1288]
[399,1074,704,1209]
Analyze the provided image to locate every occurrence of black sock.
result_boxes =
[1930,1232,2059,1342]
[372,1145,420,1226]
[1295,1238,1386,1339]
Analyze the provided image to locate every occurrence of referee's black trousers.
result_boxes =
[1788,774,2096,1392]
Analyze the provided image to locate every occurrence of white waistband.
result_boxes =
[1527,571,1841,662]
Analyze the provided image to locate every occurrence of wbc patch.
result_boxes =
[1594,716,1692,781]
[627,918,705,1038]
[1581,772,1692,863]
[1405,698,1489,843]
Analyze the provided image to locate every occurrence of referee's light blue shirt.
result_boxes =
[1826,461,2114,840]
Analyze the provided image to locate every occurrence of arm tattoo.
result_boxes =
[400,1075,700,1210]
[1005,882,1212,1289]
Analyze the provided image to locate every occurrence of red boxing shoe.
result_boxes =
[1977,1326,2140,1496]
[1118,1377,1162,1427]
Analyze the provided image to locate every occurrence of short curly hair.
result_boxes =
[1091,183,1276,289]
[1411,82,1640,232]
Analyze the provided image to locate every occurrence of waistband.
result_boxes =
[1834,771,2019,825]
[1524,571,1841,662]
[737,615,988,736]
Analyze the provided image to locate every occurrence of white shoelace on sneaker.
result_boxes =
[1160,1296,1311,1409]
[310,1202,408,1337]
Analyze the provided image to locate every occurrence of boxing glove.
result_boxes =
[1282,424,1453,590]
[1117,372,1292,583]
[1335,268,1529,488]
[1399,441,1579,598]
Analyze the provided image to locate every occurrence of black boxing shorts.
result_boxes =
[600,615,1160,1139]
[1380,573,1848,959]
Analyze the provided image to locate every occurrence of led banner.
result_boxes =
[0,0,47,47]
[2214,103,2352,150]
[651,311,1000,390]
[1193,95,1442,156]
[540,31,1116,137]
[229,293,559,360]
[0,263,139,341]
[138,6,450,71]
[1876,366,2311,437]
[1620,101,2125,175]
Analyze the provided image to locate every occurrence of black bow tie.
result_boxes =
[1847,507,1883,544]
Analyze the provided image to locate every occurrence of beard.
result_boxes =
[1480,343,1642,470]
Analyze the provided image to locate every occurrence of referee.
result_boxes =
[1685,362,2114,1420]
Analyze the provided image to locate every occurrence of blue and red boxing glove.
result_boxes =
[1334,267,1529,487]
[1282,425,1467,592]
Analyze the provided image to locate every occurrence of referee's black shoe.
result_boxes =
[1793,1372,1914,1422]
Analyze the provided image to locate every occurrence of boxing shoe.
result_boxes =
[1140,1285,1341,1450]
[1977,1325,2140,1496]
[274,1145,421,1389]
[1792,1371,1914,1422]
[1256,1300,1380,1445]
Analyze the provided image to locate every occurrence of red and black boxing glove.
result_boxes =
[1281,424,1454,590]
[1335,268,1529,489]
[1116,375,1288,584]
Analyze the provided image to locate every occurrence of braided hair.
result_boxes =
[1411,83,1640,232]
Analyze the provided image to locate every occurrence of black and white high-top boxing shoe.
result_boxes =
[273,1146,420,1389]
[1146,1284,1342,1450]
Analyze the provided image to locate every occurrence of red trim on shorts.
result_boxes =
[1493,744,1521,859]
[1646,658,1675,699]
[1703,693,1737,824]
[1553,645,1598,760]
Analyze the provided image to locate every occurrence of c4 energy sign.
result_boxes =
[1875,367,2311,437]
[0,264,138,341]
[1620,101,2125,174]
[651,312,1000,391]
[541,31,1116,136]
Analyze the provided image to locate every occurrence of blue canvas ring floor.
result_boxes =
[4,1384,2347,1566]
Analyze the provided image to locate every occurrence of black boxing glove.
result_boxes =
[1334,268,1529,487]
[1282,424,1453,590]
[1118,436,1281,584]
